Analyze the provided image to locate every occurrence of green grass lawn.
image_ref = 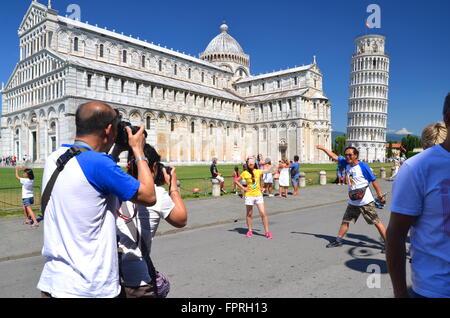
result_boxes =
[0,162,393,217]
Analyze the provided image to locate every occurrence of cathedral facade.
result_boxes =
[0,1,332,166]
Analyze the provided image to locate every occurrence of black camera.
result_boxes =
[155,162,172,186]
[116,121,147,149]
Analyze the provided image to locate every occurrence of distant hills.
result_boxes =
[331,131,415,143]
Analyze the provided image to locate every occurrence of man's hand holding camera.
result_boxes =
[126,125,146,158]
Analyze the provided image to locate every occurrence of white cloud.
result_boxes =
[395,128,413,135]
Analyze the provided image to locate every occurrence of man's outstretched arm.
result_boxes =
[316,145,339,161]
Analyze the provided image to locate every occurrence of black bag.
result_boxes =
[348,186,369,201]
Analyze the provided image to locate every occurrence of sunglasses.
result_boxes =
[107,109,121,127]
[344,153,354,157]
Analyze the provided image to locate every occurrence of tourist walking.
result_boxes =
[290,156,301,196]
[316,145,387,249]
[262,158,275,197]
[336,156,346,185]
[232,166,240,195]
[277,158,290,198]
[15,167,39,227]
[235,157,272,239]
[117,144,187,298]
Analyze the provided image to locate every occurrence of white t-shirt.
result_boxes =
[37,145,140,298]
[391,145,450,298]
[117,186,175,287]
[338,158,376,206]
[20,178,34,199]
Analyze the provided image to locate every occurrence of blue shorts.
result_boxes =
[292,177,300,187]
[22,197,34,207]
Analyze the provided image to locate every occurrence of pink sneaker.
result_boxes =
[266,232,273,239]
[246,230,253,238]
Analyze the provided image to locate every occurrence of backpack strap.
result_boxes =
[41,146,89,216]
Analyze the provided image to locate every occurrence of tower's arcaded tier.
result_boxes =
[346,34,390,162]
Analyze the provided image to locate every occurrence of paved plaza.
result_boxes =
[0,179,411,298]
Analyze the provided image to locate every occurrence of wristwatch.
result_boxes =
[135,157,148,163]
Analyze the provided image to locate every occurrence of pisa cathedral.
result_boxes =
[0,0,332,166]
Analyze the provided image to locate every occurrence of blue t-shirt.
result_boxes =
[337,156,347,171]
[391,145,450,298]
[290,162,300,178]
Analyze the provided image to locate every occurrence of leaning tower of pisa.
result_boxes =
[347,34,390,162]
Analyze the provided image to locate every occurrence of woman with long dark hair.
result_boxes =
[117,144,187,298]
[235,157,272,239]
[15,167,39,227]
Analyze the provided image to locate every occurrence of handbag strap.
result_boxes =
[41,146,89,216]
[120,202,158,284]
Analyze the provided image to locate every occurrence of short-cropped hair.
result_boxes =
[75,103,117,137]
[421,122,447,150]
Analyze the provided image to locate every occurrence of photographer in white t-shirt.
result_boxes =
[387,93,450,298]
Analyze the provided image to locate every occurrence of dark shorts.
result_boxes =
[292,176,300,187]
[22,197,34,207]
[343,202,380,225]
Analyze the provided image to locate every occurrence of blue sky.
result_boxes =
[1,0,449,135]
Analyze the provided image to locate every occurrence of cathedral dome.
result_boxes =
[200,23,250,74]
[203,24,245,55]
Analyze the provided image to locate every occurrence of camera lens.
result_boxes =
[115,121,147,149]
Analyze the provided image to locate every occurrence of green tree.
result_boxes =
[401,135,422,153]
[333,135,346,156]
[386,141,394,158]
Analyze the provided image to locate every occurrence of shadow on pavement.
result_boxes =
[291,231,381,249]
[345,258,388,274]
[229,227,266,237]
[292,231,388,274]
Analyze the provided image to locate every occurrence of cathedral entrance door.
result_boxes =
[279,138,288,159]
[32,131,37,162]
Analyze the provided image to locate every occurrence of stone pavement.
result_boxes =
[0,180,391,262]
[0,179,404,298]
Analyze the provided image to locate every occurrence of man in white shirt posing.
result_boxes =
[316,145,387,249]
[386,93,450,298]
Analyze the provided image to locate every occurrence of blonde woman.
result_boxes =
[235,157,273,239]
[421,122,447,150]
[276,158,290,198]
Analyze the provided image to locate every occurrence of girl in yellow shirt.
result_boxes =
[235,157,273,239]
